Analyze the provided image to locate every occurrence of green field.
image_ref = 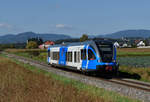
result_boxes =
[117,48,150,57]
[4,48,150,83]
[118,56,150,68]
[0,55,139,102]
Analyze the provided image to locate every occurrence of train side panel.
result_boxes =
[65,45,84,70]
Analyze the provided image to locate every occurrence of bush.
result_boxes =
[26,41,38,49]
[80,34,88,42]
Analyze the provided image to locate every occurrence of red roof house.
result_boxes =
[39,41,54,49]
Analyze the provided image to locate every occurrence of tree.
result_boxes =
[144,39,150,46]
[26,41,38,49]
[80,34,88,42]
[27,37,43,45]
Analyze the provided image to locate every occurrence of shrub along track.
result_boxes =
[2,52,150,102]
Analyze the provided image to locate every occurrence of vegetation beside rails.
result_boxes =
[117,52,150,57]
[117,48,150,57]
[5,48,47,53]
[0,55,140,102]
[5,49,47,62]
[119,66,150,82]
[4,49,150,83]
[14,51,47,62]
[5,48,150,57]
[118,56,150,68]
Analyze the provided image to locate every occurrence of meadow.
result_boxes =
[118,56,150,68]
[0,55,139,102]
[4,48,150,83]
[117,48,150,57]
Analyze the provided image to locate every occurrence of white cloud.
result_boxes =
[56,24,65,28]
[55,24,73,30]
[0,23,12,29]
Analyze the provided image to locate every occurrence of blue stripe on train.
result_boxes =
[47,47,50,63]
[59,46,68,65]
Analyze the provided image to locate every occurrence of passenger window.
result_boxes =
[74,51,80,63]
[52,52,59,60]
[77,52,80,62]
[81,49,87,60]
[66,52,72,62]
[88,49,96,60]
[74,52,77,62]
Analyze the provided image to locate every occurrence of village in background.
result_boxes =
[0,34,150,50]
[29,35,150,49]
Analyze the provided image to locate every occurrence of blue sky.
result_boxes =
[0,0,150,37]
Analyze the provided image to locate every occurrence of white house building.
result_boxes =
[114,42,120,48]
[137,41,145,47]
[122,43,128,48]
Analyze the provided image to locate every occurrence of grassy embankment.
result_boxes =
[0,54,139,102]
[117,48,150,82]
[5,49,47,62]
[4,48,150,83]
[117,48,150,57]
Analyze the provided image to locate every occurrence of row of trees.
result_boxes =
[0,43,26,50]
[0,34,99,49]
[0,34,89,49]
[26,34,89,49]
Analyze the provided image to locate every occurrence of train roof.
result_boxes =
[48,40,113,48]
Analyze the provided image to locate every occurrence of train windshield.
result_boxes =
[95,42,113,62]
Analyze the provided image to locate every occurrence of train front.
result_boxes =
[94,40,119,74]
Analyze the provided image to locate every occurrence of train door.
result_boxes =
[59,47,67,65]
[74,51,81,70]
[87,47,97,69]
[81,49,88,69]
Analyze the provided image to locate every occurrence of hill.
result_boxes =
[98,30,150,38]
[0,32,71,44]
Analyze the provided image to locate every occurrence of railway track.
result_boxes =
[3,52,150,91]
[109,78,150,92]
[1,52,150,101]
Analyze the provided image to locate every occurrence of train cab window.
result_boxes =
[88,49,96,60]
[81,49,87,60]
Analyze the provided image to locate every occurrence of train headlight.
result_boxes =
[112,59,116,62]
[98,58,101,62]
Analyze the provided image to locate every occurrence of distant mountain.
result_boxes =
[0,32,71,44]
[98,30,150,38]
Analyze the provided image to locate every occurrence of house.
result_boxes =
[122,43,128,48]
[114,42,120,48]
[39,41,54,49]
[137,41,145,47]
[134,39,141,44]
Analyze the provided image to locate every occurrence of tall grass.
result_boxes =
[4,48,150,83]
[0,56,106,102]
[119,66,150,82]
[0,55,140,102]
[5,49,47,53]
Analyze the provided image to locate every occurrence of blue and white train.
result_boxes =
[47,40,119,74]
